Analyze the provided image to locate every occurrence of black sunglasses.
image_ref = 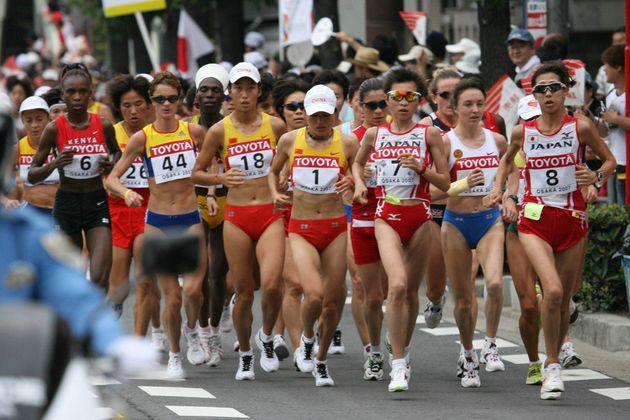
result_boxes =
[151,95,180,104]
[362,100,387,110]
[437,91,452,100]
[283,101,305,111]
[532,82,566,95]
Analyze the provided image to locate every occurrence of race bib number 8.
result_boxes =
[528,154,577,196]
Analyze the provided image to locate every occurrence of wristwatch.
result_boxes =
[594,170,604,190]
[507,194,519,204]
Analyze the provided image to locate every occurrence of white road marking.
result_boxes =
[562,369,611,382]
[456,338,519,350]
[590,387,630,400]
[139,386,215,398]
[95,407,114,419]
[500,354,547,365]
[166,405,249,418]
[89,375,121,386]
[420,327,469,336]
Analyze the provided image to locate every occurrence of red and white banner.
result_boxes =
[526,0,547,46]
[399,11,428,45]
[486,75,524,135]
[177,9,215,78]
[520,59,586,106]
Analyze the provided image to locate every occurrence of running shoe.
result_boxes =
[150,328,167,353]
[559,341,582,368]
[526,361,543,385]
[364,353,385,381]
[166,353,185,380]
[388,366,409,392]
[220,294,235,333]
[207,334,223,367]
[327,329,345,354]
[255,329,279,372]
[456,350,465,378]
[480,341,505,372]
[461,353,481,388]
[235,353,255,381]
[273,334,290,361]
[313,360,335,386]
[423,293,447,329]
[199,330,212,364]
[569,298,579,324]
[295,336,315,373]
[540,363,564,400]
[182,325,206,366]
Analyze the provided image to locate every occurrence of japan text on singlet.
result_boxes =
[522,115,585,211]
[143,120,196,184]
[289,128,346,194]
[222,113,276,180]
[114,123,148,188]
[373,123,431,201]
[448,128,500,196]
[17,136,59,185]
[55,113,108,179]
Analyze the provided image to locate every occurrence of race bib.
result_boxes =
[454,155,499,196]
[527,153,577,196]
[121,156,149,188]
[63,150,106,179]
[226,139,274,179]
[376,158,419,186]
[292,155,340,194]
[149,140,196,184]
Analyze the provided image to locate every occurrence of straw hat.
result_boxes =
[349,47,390,73]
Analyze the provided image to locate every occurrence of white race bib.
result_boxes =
[121,156,149,188]
[226,139,274,179]
[292,155,341,194]
[528,154,577,196]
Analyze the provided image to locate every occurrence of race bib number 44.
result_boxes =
[227,139,274,179]
[150,140,195,184]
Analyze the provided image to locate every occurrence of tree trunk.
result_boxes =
[217,0,244,65]
[314,0,342,69]
[477,0,513,87]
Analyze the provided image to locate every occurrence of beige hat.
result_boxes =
[398,45,434,63]
[349,47,390,74]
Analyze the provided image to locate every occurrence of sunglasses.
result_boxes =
[151,95,180,104]
[532,82,567,94]
[362,100,387,110]
[224,94,232,102]
[387,90,421,102]
[436,91,452,100]
[283,101,305,112]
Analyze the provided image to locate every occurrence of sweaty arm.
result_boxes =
[576,117,617,186]
[28,121,68,184]
[269,132,293,205]
[485,125,522,206]
[104,131,146,207]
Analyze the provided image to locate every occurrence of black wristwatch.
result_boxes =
[594,170,604,190]
[507,194,519,204]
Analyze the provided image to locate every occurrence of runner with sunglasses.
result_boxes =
[28,63,120,292]
[270,77,310,361]
[420,68,462,329]
[192,63,287,381]
[350,78,390,381]
[487,63,615,400]
[105,72,208,379]
[270,84,358,386]
[354,69,450,392]
[104,75,164,349]
[437,77,509,388]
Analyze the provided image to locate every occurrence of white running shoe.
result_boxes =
[540,363,564,400]
[207,334,223,367]
[166,353,185,380]
[480,341,505,372]
[364,352,385,381]
[423,293,446,329]
[295,336,315,373]
[199,330,212,363]
[273,334,290,361]
[255,329,279,372]
[313,360,335,386]
[456,350,465,378]
[559,342,582,369]
[220,294,235,333]
[327,329,345,354]
[388,366,409,392]
[235,353,255,381]
[461,353,481,388]
[150,328,167,353]
[182,325,206,366]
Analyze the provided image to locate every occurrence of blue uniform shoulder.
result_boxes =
[0,207,54,232]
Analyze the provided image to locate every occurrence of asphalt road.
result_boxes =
[94,286,630,420]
